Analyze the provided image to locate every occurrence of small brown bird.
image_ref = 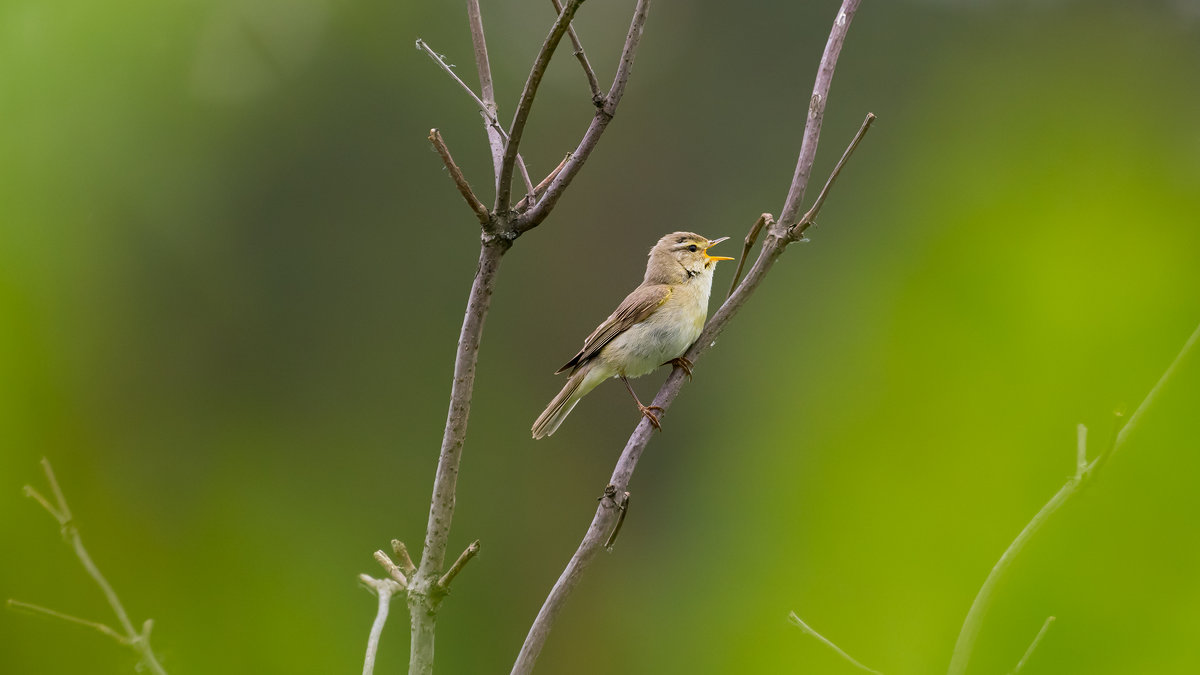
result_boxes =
[531,231,733,439]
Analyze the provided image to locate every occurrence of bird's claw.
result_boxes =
[665,356,694,380]
[638,404,663,430]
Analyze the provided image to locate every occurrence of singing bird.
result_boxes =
[531,231,733,439]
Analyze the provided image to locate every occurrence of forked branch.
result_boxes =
[551,0,604,103]
[495,0,586,213]
[393,2,659,672]
[516,0,652,232]
[8,459,168,675]
[415,38,535,199]
[510,2,869,672]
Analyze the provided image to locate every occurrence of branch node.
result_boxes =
[788,112,876,242]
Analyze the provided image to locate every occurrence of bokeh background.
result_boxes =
[3,0,1200,673]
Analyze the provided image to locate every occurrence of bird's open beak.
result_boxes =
[704,236,734,261]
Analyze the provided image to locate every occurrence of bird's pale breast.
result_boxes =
[597,269,712,378]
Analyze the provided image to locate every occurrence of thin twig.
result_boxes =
[510,4,866,673]
[776,0,863,234]
[22,485,65,523]
[791,112,876,238]
[947,319,1200,675]
[437,540,481,589]
[726,213,773,300]
[41,458,72,522]
[551,0,603,103]
[1075,424,1088,476]
[466,0,504,179]
[12,459,169,675]
[514,154,571,212]
[373,550,409,587]
[7,599,129,645]
[1009,616,1055,675]
[392,539,416,576]
[516,0,652,232]
[428,128,490,224]
[1114,321,1200,452]
[415,38,535,200]
[359,575,403,675]
[495,0,585,213]
[788,612,883,675]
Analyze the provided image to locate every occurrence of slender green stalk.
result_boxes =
[948,320,1200,675]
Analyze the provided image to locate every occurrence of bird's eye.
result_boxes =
[688,245,698,252]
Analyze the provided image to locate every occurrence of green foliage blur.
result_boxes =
[3,1,1199,673]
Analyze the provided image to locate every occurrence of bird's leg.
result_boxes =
[664,356,693,380]
[619,375,662,430]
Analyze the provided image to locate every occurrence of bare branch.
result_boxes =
[466,0,504,178]
[7,599,129,645]
[791,112,876,239]
[415,38,535,199]
[408,238,509,675]
[13,459,169,675]
[516,0,652,232]
[948,319,1200,675]
[359,575,403,675]
[495,0,585,213]
[551,0,603,103]
[776,0,863,233]
[437,540,481,589]
[510,4,866,672]
[1009,616,1056,675]
[428,128,490,225]
[726,213,773,300]
[788,611,883,675]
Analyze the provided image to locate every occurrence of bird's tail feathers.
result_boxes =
[532,364,601,439]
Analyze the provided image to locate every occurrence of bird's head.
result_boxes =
[645,231,733,282]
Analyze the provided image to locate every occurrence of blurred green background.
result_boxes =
[3,0,1199,673]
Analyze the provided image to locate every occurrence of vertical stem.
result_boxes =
[466,0,505,182]
[776,0,862,230]
[409,237,509,674]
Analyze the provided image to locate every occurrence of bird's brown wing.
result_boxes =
[555,284,673,374]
